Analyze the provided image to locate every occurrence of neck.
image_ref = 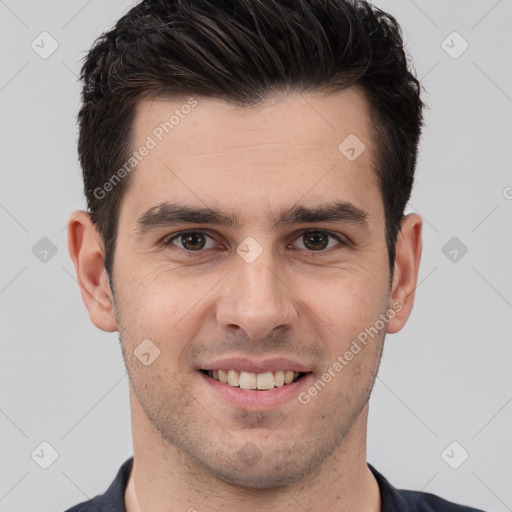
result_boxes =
[125,393,380,512]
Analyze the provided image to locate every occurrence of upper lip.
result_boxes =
[199,357,312,374]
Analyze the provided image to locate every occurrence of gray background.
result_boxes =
[0,0,511,510]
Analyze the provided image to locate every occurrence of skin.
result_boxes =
[68,86,422,512]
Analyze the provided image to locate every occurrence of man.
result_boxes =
[64,0,485,511]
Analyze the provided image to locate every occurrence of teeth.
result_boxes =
[239,371,257,390]
[207,369,304,390]
[227,369,240,387]
[274,370,285,387]
[256,372,274,390]
[284,370,295,384]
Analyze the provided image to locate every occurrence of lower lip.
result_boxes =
[198,371,313,411]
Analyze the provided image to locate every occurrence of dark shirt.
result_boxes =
[62,456,486,512]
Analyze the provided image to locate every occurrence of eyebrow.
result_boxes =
[131,200,369,240]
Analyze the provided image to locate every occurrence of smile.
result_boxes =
[200,369,308,390]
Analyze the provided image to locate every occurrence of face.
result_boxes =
[71,87,421,489]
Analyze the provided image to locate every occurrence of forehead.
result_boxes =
[133,87,374,158]
[119,87,382,230]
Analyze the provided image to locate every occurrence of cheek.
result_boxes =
[302,263,388,351]
[118,260,196,315]
[115,264,213,359]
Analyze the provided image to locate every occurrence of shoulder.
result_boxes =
[61,456,134,512]
[61,501,100,512]
[398,489,487,512]
[61,496,122,512]
[369,463,488,512]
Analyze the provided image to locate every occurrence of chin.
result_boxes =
[194,441,322,490]
[208,463,310,490]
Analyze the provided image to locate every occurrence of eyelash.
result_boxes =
[163,229,347,256]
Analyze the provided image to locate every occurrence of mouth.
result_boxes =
[197,358,314,410]
[200,369,311,391]
[198,368,314,410]
[199,369,310,390]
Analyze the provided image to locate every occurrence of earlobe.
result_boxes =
[386,213,423,334]
[67,210,118,332]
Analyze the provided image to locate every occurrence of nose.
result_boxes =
[216,249,298,340]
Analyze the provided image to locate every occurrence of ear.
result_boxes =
[67,210,118,332]
[386,213,422,334]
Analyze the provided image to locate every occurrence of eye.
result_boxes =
[165,230,218,251]
[290,230,346,252]
[164,229,346,254]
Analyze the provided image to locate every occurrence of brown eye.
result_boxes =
[292,230,345,252]
[167,231,216,251]
[303,232,329,250]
